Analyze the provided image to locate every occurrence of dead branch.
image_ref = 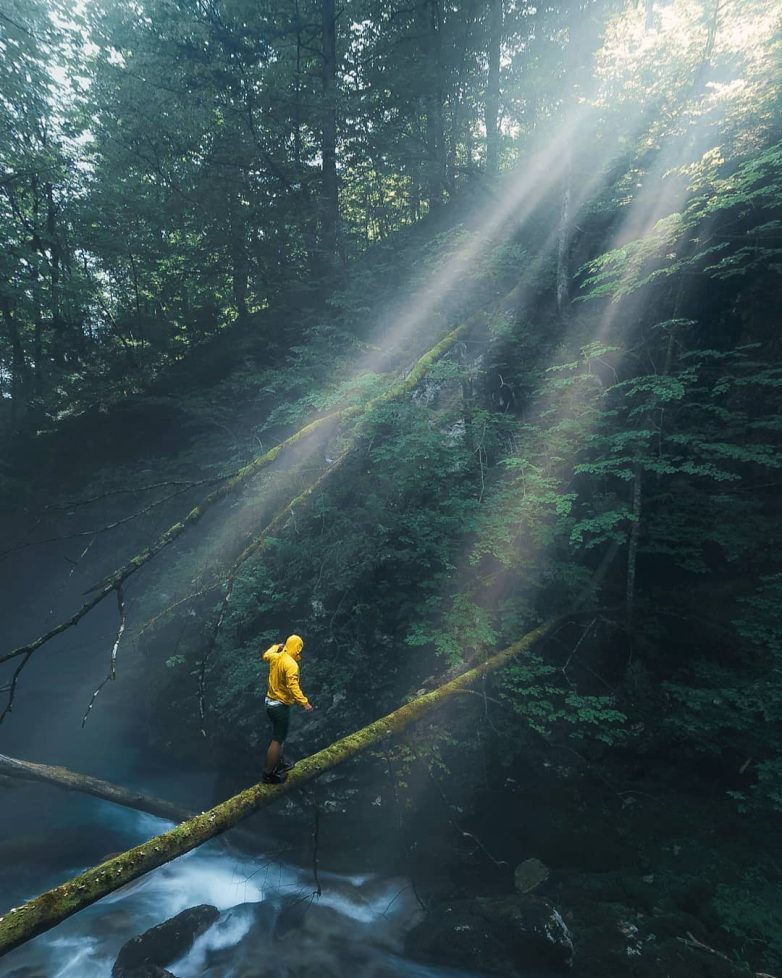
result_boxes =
[311,802,322,898]
[81,587,127,727]
[0,413,342,715]
[45,479,215,511]
[677,931,734,964]
[0,752,191,824]
[0,481,222,561]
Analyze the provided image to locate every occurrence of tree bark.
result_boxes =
[0,295,30,426]
[320,0,339,266]
[0,753,192,824]
[447,0,476,191]
[419,0,446,209]
[46,181,65,343]
[0,617,559,958]
[228,187,249,321]
[556,152,572,316]
[626,463,642,623]
[485,0,502,174]
[556,0,582,317]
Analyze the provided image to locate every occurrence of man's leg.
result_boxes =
[263,704,290,781]
[264,738,283,775]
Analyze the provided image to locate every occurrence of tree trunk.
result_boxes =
[0,296,30,426]
[228,189,249,321]
[46,181,65,343]
[419,0,445,209]
[556,0,581,317]
[447,0,476,192]
[556,153,572,316]
[485,0,502,174]
[0,617,559,958]
[626,463,642,623]
[320,0,339,267]
[0,752,266,854]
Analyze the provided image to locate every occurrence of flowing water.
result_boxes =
[0,794,493,978]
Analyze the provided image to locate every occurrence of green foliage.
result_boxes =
[663,575,782,811]
[713,870,782,967]
[501,655,627,744]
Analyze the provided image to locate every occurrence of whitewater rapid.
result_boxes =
[1,805,485,978]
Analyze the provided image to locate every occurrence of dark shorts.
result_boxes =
[267,702,291,743]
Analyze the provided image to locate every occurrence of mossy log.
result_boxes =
[0,617,558,958]
[221,318,483,578]
[0,412,340,673]
[139,318,481,634]
[0,319,474,679]
[0,752,192,824]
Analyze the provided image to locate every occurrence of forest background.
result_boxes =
[0,0,781,973]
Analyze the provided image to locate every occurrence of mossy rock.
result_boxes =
[112,905,219,977]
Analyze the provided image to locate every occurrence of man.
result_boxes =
[262,633,313,784]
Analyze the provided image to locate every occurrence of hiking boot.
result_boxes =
[276,758,295,773]
[262,769,287,785]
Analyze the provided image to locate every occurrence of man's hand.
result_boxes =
[303,703,314,712]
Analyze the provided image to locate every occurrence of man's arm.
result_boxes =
[283,660,311,708]
[262,643,282,664]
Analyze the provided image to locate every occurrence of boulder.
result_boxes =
[514,858,550,894]
[405,894,573,975]
[112,904,220,978]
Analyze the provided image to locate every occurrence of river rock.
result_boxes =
[112,904,220,978]
[405,894,574,975]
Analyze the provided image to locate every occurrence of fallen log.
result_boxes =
[0,616,558,958]
[0,752,279,858]
[0,753,192,824]
[0,316,477,721]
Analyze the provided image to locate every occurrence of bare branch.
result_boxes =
[1,483,215,561]
[46,479,216,512]
[81,587,127,728]
[0,316,476,713]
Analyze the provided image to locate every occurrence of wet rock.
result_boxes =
[112,904,219,978]
[514,858,550,894]
[405,894,573,975]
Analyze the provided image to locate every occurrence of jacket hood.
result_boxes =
[283,634,304,660]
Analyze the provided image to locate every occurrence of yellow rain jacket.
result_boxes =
[263,634,309,707]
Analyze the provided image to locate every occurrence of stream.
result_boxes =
[1,782,495,978]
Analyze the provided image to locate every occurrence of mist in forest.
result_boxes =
[1,0,781,975]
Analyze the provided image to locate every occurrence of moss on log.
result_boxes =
[0,318,474,677]
[142,320,478,622]
[0,617,557,958]
[223,318,475,577]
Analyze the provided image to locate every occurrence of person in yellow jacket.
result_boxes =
[262,634,312,784]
